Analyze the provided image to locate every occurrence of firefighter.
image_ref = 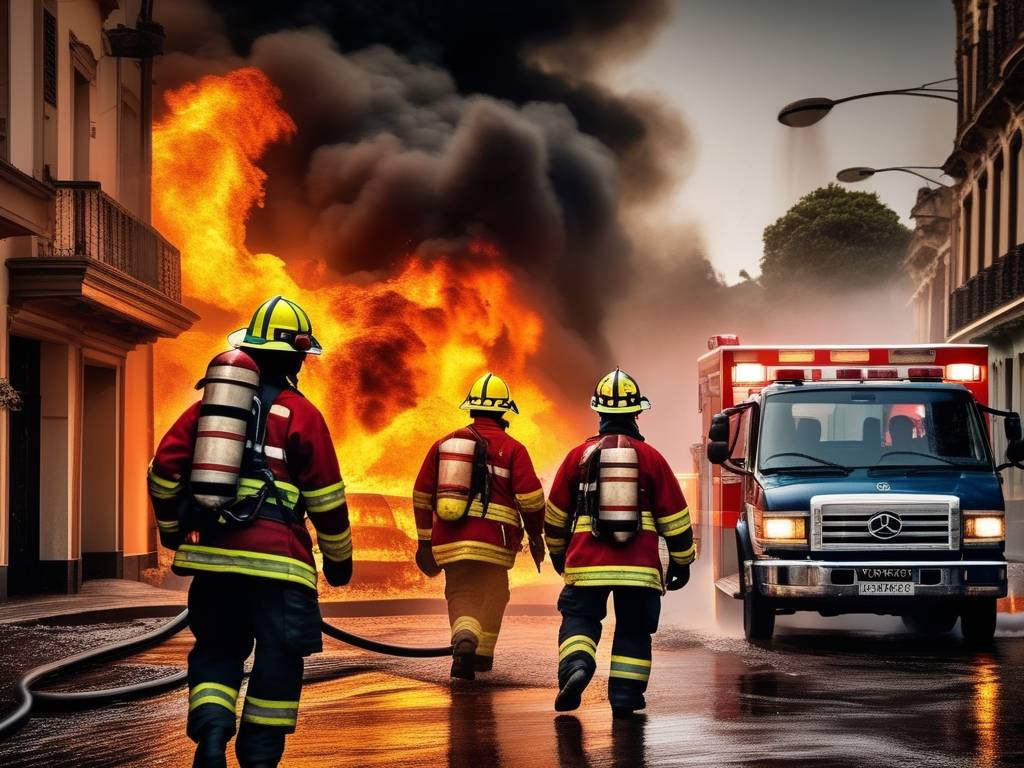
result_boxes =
[148,296,352,768]
[413,373,547,680]
[544,368,694,717]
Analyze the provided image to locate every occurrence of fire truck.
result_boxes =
[697,335,1020,643]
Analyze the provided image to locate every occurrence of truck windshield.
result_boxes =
[758,388,991,472]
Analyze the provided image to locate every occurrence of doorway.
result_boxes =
[8,336,41,595]
[81,364,119,579]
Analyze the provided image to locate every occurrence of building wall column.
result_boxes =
[122,344,156,579]
[38,341,81,593]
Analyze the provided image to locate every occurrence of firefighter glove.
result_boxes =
[666,561,690,591]
[416,540,442,577]
[529,534,545,572]
[550,551,566,575]
[323,556,353,587]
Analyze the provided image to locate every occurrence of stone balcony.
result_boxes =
[7,181,196,346]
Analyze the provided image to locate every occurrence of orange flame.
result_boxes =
[151,68,577,592]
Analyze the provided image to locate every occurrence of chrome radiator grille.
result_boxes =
[810,494,959,551]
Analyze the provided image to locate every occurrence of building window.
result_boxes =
[1011,131,1021,249]
[979,172,989,270]
[1006,357,1014,412]
[963,192,974,282]
[43,9,56,107]
[994,150,1004,259]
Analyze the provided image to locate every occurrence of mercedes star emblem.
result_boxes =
[867,511,903,540]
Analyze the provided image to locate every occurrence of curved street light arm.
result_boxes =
[832,89,958,105]
[874,167,952,187]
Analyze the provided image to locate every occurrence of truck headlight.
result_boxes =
[762,515,806,542]
[965,514,1005,542]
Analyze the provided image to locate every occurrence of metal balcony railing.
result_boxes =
[949,245,1024,334]
[39,181,181,302]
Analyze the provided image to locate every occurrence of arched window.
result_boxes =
[1010,130,1021,248]
[994,149,1004,259]
[963,192,974,283]
[979,172,989,269]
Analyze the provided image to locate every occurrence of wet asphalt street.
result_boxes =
[1,610,1023,768]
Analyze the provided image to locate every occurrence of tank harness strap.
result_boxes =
[465,425,493,519]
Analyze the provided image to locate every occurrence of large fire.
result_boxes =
[151,68,578,594]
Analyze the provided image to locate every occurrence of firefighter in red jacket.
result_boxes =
[148,297,352,768]
[544,368,694,716]
[413,373,547,679]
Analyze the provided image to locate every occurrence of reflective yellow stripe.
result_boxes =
[416,528,432,540]
[657,508,692,537]
[246,696,299,709]
[157,519,180,533]
[303,480,347,513]
[433,540,515,568]
[477,631,498,656]
[670,544,696,565]
[147,465,181,490]
[242,716,299,729]
[574,512,656,534]
[515,488,545,512]
[465,500,521,527]
[190,695,236,712]
[545,501,568,527]
[610,655,651,668]
[237,477,300,508]
[174,545,318,590]
[558,634,597,661]
[317,528,352,561]
[413,490,433,506]
[189,682,238,712]
[452,616,483,639]
[564,565,663,590]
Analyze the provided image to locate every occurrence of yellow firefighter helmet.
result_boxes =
[227,296,323,355]
[459,373,519,414]
[590,368,651,414]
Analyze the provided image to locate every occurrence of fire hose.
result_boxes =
[0,609,452,741]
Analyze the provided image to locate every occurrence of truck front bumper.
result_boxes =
[749,559,1007,600]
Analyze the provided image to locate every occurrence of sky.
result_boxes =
[609,0,956,283]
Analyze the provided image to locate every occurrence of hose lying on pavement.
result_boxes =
[0,609,452,741]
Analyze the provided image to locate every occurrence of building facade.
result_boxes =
[0,0,194,598]
[908,1,1024,556]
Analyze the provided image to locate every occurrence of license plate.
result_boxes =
[858,582,915,595]
[857,567,913,582]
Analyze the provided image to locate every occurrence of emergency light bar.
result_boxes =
[763,365,980,384]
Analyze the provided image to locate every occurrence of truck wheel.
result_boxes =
[960,599,997,647]
[901,611,958,635]
[743,586,775,641]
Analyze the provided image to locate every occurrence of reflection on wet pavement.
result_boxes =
[2,614,1024,767]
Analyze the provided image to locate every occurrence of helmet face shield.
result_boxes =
[590,368,651,414]
[228,296,322,355]
[459,372,519,414]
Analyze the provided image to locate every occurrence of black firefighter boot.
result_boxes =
[555,663,592,712]
[192,726,232,768]
[450,630,478,680]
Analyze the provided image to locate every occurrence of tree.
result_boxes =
[760,184,912,292]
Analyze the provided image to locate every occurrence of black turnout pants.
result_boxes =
[186,573,322,765]
[556,585,661,709]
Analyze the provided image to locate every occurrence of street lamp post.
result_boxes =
[835,166,950,187]
[778,79,957,127]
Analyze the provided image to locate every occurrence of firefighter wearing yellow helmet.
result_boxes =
[149,296,351,768]
[412,373,546,679]
[544,367,693,716]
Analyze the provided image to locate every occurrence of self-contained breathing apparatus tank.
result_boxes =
[577,434,641,544]
[190,349,260,508]
[435,428,491,522]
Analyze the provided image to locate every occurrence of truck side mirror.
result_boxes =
[708,413,730,443]
[1007,439,1024,464]
[1005,414,1023,442]
[707,440,730,465]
